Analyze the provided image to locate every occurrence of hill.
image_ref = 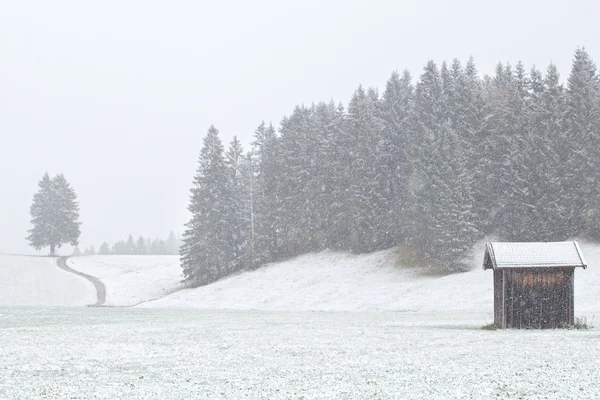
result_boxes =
[137,242,597,316]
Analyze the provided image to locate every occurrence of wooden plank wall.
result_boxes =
[500,268,574,329]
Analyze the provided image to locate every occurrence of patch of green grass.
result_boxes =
[481,322,501,330]
[392,244,443,275]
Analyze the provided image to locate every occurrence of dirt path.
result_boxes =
[56,257,106,307]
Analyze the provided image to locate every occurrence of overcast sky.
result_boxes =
[1,0,599,254]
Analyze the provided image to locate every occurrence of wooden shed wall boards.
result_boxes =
[483,241,587,329]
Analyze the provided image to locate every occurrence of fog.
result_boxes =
[1,0,599,254]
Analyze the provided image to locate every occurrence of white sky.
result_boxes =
[1,0,599,254]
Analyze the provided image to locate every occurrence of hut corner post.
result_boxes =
[570,270,575,326]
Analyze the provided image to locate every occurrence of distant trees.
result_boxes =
[88,231,180,256]
[179,48,600,283]
[84,245,96,256]
[26,173,81,255]
[98,242,110,255]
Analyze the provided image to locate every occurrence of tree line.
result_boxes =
[79,231,180,256]
[181,48,600,286]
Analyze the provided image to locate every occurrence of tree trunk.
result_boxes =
[50,244,56,256]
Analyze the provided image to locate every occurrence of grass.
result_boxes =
[481,322,500,330]
[482,317,593,330]
[391,243,469,277]
[572,316,593,330]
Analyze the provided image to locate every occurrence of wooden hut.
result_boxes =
[483,241,586,329]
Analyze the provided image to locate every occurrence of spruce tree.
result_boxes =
[181,126,235,286]
[136,236,147,255]
[27,173,81,255]
[165,231,179,255]
[526,63,568,240]
[380,70,414,245]
[126,235,136,255]
[563,48,600,238]
[251,122,280,263]
[225,136,249,273]
[407,60,477,271]
[277,106,315,256]
[98,242,110,255]
[344,86,388,252]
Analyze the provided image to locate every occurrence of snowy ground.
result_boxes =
[0,255,95,306]
[139,243,598,319]
[1,306,599,400]
[67,256,183,306]
[3,245,600,398]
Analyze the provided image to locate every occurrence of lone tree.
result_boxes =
[26,173,82,255]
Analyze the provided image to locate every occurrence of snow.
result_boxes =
[138,247,488,312]
[3,245,600,398]
[7,242,599,318]
[485,241,586,269]
[1,307,599,400]
[139,242,599,318]
[0,255,95,306]
[67,255,183,306]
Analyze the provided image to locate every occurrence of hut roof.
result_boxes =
[483,241,587,270]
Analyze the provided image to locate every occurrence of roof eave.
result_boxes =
[490,264,586,270]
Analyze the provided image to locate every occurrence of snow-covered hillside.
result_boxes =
[67,255,182,306]
[6,243,598,315]
[138,249,492,312]
[140,242,599,316]
[0,255,95,306]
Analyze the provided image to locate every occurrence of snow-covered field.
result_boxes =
[0,255,95,306]
[67,256,183,306]
[1,306,599,400]
[3,244,600,398]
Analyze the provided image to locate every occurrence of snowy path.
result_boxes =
[56,257,106,306]
[66,256,182,307]
[0,307,598,400]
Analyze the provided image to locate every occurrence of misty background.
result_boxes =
[2,0,599,254]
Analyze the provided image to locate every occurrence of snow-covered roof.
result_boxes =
[483,241,587,270]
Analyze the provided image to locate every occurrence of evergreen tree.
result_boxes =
[226,136,249,273]
[136,236,147,255]
[148,238,167,254]
[406,60,477,270]
[83,246,95,256]
[251,122,281,263]
[249,122,282,265]
[525,63,568,240]
[98,242,110,255]
[181,126,235,286]
[563,48,600,239]
[344,86,389,252]
[165,231,179,255]
[311,101,347,250]
[72,246,82,256]
[380,70,414,245]
[126,235,136,255]
[26,173,81,255]
[112,240,126,254]
[276,106,318,256]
